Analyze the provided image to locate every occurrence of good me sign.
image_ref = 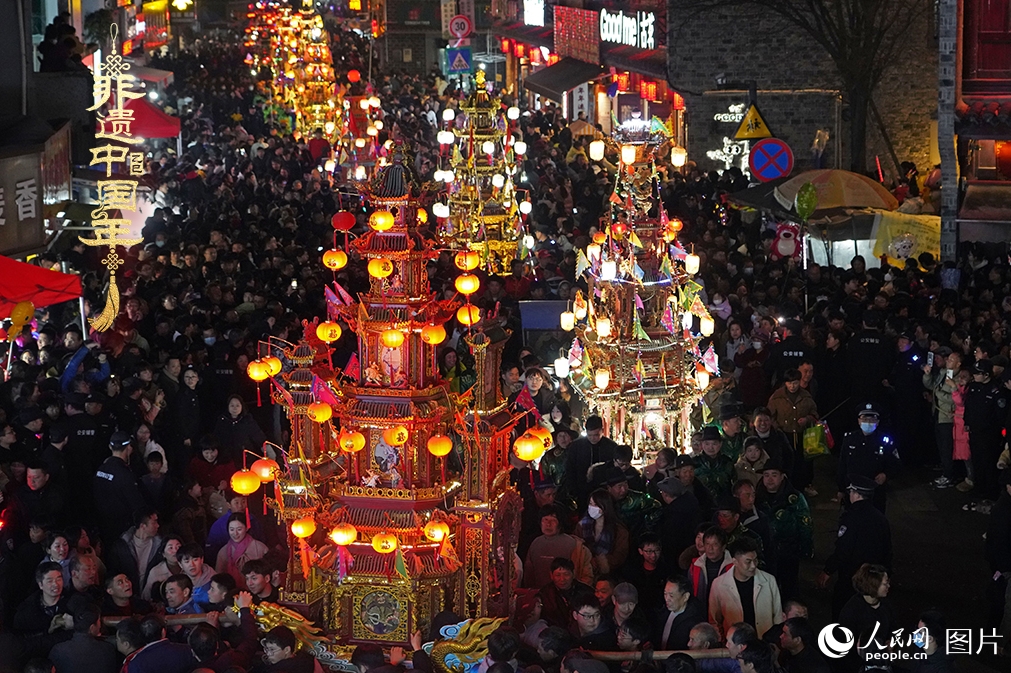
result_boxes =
[599,9,656,50]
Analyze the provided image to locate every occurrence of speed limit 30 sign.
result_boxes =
[449,14,473,38]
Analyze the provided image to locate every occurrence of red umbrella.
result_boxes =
[0,256,82,317]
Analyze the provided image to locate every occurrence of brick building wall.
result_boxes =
[667,1,938,177]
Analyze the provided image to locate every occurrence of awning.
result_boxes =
[123,97,181,139]
[601,44,668,81]
[0,256,82,315]
[494,21,554,49]
[958,181,1011,221]
[126,64,175,87]
[522,58,605,103]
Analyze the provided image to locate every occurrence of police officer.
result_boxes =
[93,431,145,545]
[764,319,809,387]
[816,475,892,617]
[836,404,901,512]
[964,359,1006,507]
[846,310,894,417]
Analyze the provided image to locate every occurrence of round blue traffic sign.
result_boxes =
[749,138,794,182]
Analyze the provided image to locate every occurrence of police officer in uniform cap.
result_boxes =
[964,359,1007,508]
[836,403,900,513]
[93,430,145,545]
[816,475,892,617]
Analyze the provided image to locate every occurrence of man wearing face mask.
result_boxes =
[835,405,901,512]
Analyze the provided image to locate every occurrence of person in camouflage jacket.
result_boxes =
[694,426,737,499]
[755,458,813,600]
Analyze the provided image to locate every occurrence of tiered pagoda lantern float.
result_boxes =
[562,111,712,457]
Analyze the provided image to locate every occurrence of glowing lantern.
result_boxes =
[596,317,612,338]
[700,314,715,337]
[482,140,495,154]
[316,321,343,343]
[514,432,545,462]
[586,243,601,261]
[600,260,617,281]
[424,520,451,542]
[443,108,455,121]
[230,469,261,495]
[263,356,282,377]
[672,219,683,232]
[330,523,357,546]
[589,139,605,161]
[421,324,447,345]
[595,368,611,390]
[611,222,627,238]
[528,425,553,450]
[381,329,405,348]
[369,210,395,231]
[250,458,279,482]
[323,249,348,270]
[247,359,270,381]
[291,517,317,539]
[560,311,575,331]
[685,253,700,275]
[457,305,480,326]
[427,434,453,457]
[359,99,371,110]
[331,211,356,231]
[592,232,607,244]
[621,144,637,165]
[454,250,480,271]
[382,425,409,446]
[696,368,710,390]
[368,258,394,278]
[348,69,361,82]
[554,356,570,378]
[417,209,428,224]
[455,273,480,295]
[338,429,367,453]
[671,146,688,168]
[307,402,333,423]
[372,532,398,553]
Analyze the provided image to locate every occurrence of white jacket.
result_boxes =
[708,568,783,639]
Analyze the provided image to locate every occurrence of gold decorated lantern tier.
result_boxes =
[435,69,522,273]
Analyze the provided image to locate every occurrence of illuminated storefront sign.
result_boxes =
[523,0,544,26]
[599,9,655,50]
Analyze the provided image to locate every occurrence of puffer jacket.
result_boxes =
[735,450,770,486]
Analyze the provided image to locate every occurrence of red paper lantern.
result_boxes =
[671,92,686,111]
[348,69,361,83]
[500,39,512,55]
[331,211,356,231]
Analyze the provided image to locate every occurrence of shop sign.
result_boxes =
[0,155,43,256]
[572,83,590,120]
[599,9,655,50]
[523,0,544,26]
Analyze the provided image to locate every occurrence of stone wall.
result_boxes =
[667,0,938,177]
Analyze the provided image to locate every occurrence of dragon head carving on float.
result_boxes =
[431,618,506,673]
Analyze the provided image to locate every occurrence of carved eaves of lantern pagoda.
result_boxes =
[435,69,525,274]
[563,112,712,457]
[261,146,522,650]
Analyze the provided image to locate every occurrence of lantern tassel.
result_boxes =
[89,271,120,332]
[299,539,311,579]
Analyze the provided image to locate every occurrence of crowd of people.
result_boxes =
[1,8,1010,673]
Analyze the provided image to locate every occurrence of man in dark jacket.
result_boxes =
[817,476,892,617]
[563,415,619,508]
[656,477,701,565]
[13,562,73,658]
[93,431,145,544]
[779,617,830,673]
[654,575,706,651]
[675,454,715,519]
[257,625,318,672]
[764,319,810,387]
[49,604,117,673]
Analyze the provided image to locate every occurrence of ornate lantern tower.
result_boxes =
[564,112,712,455]
[432,70,528,273]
